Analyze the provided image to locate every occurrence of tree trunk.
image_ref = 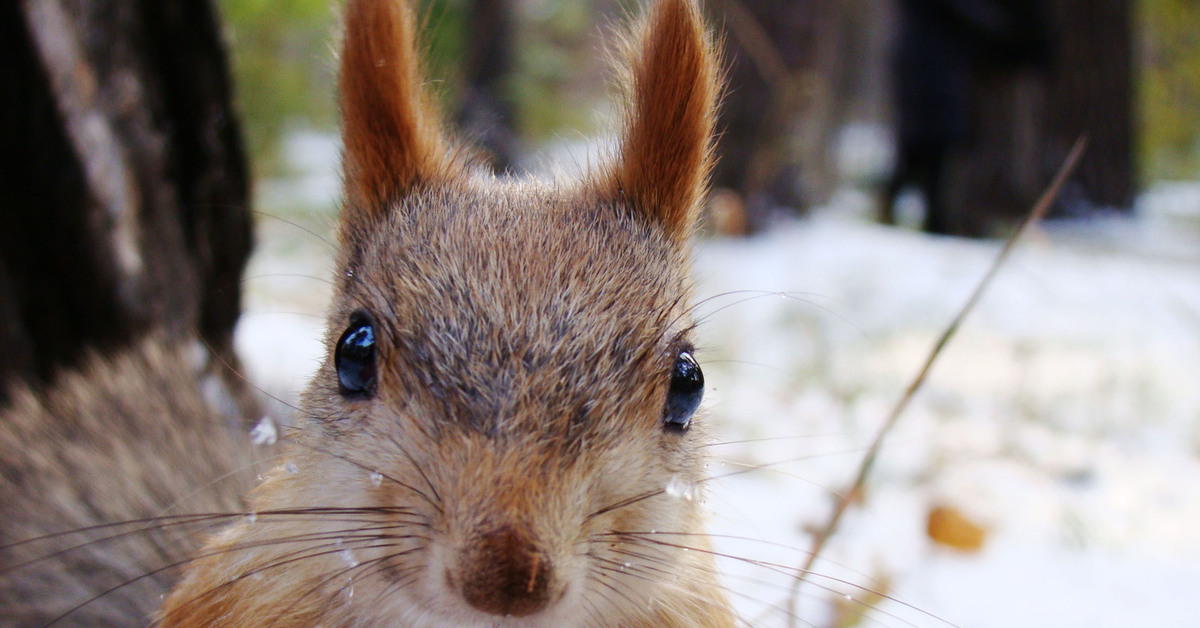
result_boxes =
[455,0,519,173]
[0,0,254,408]
[703,0,820,230]
[703,0,875,232]
[944,0,1134,235]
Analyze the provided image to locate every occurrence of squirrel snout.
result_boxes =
[455,525,560,618]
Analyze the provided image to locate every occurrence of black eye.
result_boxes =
[664,350,703,433]
[335,314,377,396]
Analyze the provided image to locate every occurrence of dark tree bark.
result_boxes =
[1046,0,1135,208]
[942,0,1134,235]
[704,0,875,232]
[0,0,254,406]
[704,0,815,230]
[455,0,519,173]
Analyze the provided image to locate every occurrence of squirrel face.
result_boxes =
[304,182,706,624]
[160,0,731,625]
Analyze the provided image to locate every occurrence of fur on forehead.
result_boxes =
[327,179,697,434]
[337,179,692,350]
[338,177,690,288]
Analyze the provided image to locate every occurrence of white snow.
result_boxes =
[697,207,1200,627]
[249,415,278,446]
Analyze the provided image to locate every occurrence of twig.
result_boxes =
[708,0,826,207]
[784,136,1089,626]
[712,0,790,86]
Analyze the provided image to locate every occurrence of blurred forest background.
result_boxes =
[218,0,1199,233]
[4,0,1197,393]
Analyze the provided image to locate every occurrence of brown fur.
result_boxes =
[338,0,458,234]
[2,0,735,626]
[603,0,720,242]
[0,338,265,626]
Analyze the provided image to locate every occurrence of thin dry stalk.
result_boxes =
[784,136,1089,626]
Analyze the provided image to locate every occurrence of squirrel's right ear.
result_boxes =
[338,0,450,234]
[596,0,720,244]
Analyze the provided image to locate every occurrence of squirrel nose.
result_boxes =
[457,526,557,617]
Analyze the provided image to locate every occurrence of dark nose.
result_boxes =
[458,526,556,617]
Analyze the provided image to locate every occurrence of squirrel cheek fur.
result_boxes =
[160,0,735,626]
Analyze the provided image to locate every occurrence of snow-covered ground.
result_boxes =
[698,204,1200,628]
[237,132,1200,627]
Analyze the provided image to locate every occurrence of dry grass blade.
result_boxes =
[784,136,1089,626]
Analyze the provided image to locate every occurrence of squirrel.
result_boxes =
[0,0,738,625]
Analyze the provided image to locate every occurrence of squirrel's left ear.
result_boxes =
[597,0,721,243]
[338,0,453,240]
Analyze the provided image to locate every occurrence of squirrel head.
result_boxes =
[161,1,729,625]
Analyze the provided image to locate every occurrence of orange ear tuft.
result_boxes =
[339,0,449,229]
[604,0,720,242]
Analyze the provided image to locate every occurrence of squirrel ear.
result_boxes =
[339,0,449,227]
[601,0,720,242]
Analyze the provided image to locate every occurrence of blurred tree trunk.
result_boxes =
[455,0,518,173]
[704,0,873,233]
[704,0,817,231]
[0,0,254,409]
[944,0,1134,235]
